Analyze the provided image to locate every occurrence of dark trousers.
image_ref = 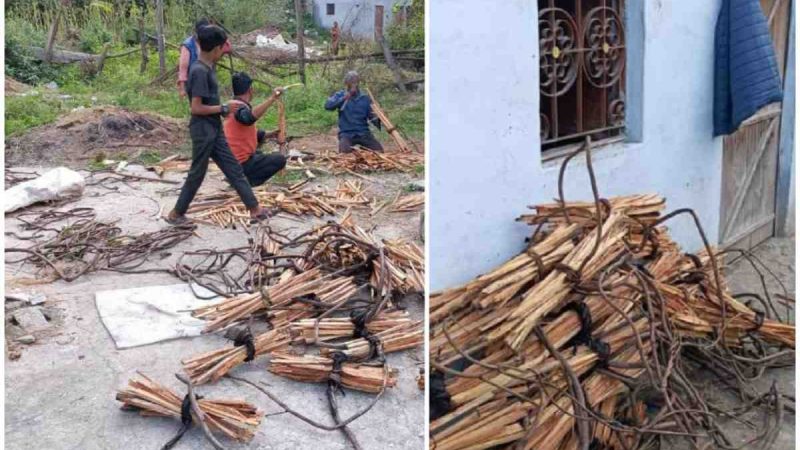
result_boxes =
[338,133,384,153]
[242,152,287,186]
[174,119,258,215]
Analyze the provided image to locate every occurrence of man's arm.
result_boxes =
[324,90,347,111]
[177,47,190,97]
[246,89,284,123]
[190,96,226,116]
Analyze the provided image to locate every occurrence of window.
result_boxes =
[327,3,335,15]
[539,0,626,152]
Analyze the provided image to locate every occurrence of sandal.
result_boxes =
[249,207,277,224]
[164,213,193,227]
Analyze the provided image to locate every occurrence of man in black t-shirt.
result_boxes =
[166,25,271,225]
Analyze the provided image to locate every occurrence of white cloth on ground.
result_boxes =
[95,283,219,349]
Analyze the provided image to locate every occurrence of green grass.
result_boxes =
[270,168,310,185]
[136,150,164,166]
[5,44,423,146]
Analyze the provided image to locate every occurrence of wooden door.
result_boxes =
[374,5,385,40]
[719,0,792,250]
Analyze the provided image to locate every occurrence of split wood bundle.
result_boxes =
[300,219,375,273]
[518,193,666,228]
[298,216,425,294]
[268,352,398,393]
[319,320,424,360]
[289,310,412,344]
[322,148,424,173]
[501,211,629,350]
[182,328,292,385]
[186,187,339,228]
[376,239,425,293]
[191,269,358,332]
[344,220,425,294]
[389,193,424,213]
[366,88,412,153]
[429,142,794,450]
[116,373,262,443]
[430,223,580,324]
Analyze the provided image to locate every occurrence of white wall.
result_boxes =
[312,0,400,39]
[430,0,724,291]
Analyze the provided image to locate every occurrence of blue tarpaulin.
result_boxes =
[713,0,783,136]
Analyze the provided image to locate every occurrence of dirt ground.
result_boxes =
[663,237,795,449]
[4,158,425,449]
[5,107,186,167]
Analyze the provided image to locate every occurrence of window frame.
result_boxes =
[326,3,335,15]
[538,0,630,158]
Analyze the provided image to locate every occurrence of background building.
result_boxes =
[311,0,411,39]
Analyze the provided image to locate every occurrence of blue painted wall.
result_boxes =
[430,0,726,290]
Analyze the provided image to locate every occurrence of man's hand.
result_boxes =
[272,88,285,99]
[178,81,186,98]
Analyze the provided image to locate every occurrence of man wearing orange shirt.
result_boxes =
[224,72,287,186]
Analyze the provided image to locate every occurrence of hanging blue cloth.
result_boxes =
[713,0,783,136]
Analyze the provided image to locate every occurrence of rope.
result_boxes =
[565,301,611,368]
[160,393,202,450]
[233,329,256,362]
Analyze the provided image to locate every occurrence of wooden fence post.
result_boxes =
[43,8,63,63]
[139,11,149,74]
[156,0,166,77]
[294,0,306,84]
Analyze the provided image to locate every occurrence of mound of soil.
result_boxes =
[6,77,31,94]
[5,106,187,167]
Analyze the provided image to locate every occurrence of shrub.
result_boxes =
[387,0,424,50]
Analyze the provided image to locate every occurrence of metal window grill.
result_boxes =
[539,0,626,150]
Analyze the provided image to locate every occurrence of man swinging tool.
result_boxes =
[324,71,383,153]
[224,72,288,187]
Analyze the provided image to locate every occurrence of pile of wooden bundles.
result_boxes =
[321,148,424,173]
[390,193,425,213]
[186,187,340,228]
[430,185,794,450]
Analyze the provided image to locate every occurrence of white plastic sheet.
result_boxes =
[4,167,85,213]
[95,284,220,349]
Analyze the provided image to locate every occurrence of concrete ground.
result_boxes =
[663,237,795,449]
[4,165,425,450]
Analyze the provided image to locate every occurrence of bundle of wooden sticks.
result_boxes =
[116,373,262,443]
[181,328,291,385]
[319,320,424,360]
[289,310,413,344]
[191,269,358,332]
[268,352,398,393]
